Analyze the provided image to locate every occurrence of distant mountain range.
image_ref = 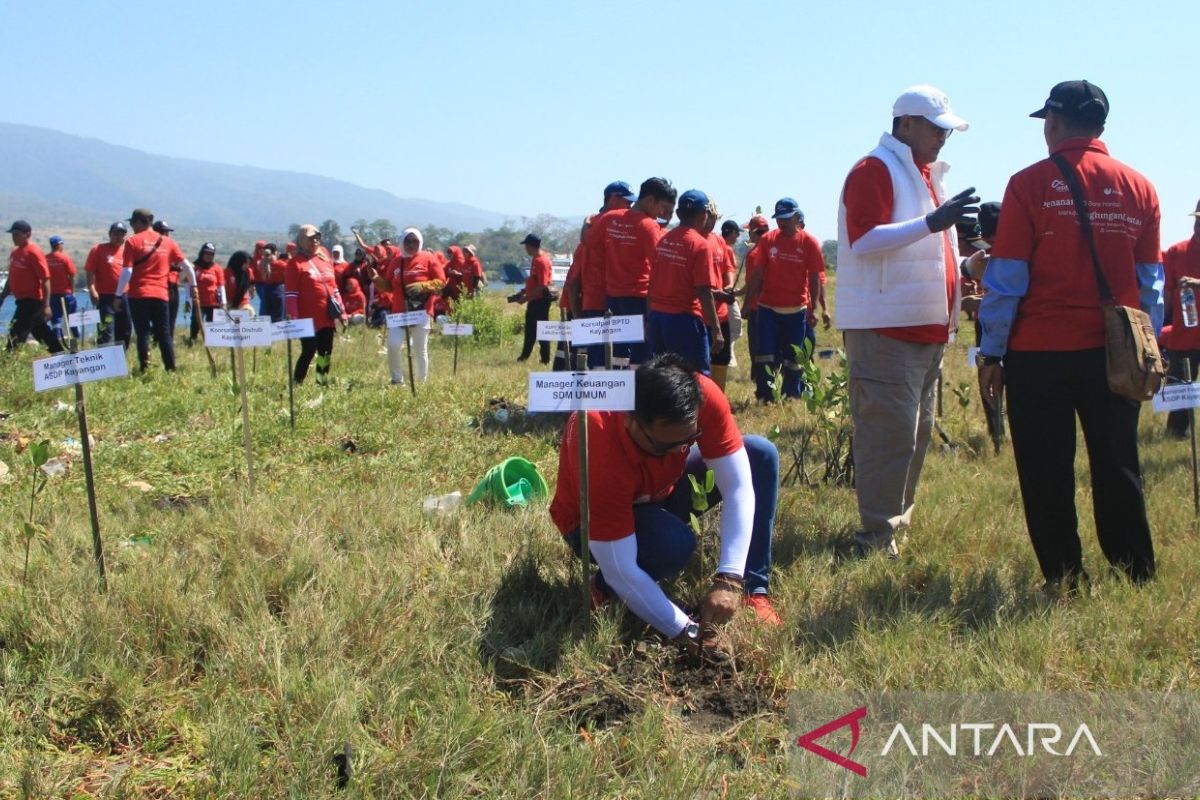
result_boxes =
[0,122,511,233]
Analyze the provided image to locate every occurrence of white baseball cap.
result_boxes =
[892,85,969,132]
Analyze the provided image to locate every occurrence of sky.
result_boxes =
[4,0,1198,244]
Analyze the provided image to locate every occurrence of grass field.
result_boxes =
[1,296,1198,798]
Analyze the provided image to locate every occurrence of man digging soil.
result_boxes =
[550,353,782,657]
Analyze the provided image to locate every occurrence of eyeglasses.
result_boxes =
[634,417,702,455]
[306,233,322,240]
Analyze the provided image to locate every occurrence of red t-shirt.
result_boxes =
[561,243,584,311]
[6,243,50,301]
[549,374,742,541]
[755,228,823,310]
[744,243,765,312]
[582,209,622,310]
[526,252,552,297]
[225,270,251,309]
[1164,236,1200,350]
[842,155,956,343]
[341,274,366,315]
[85,242,124,295]
[649,226,712,317]
[992,138,1160,351]
[285,253,343,331]
[464,253,485,290]
[604,208,662,299]
[47,251,76,295]
[122,232,185,302]
[708,234,735,322]
[385,251,445,314]
[195,264,226,308]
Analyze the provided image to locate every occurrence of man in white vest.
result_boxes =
[834,85,979,557]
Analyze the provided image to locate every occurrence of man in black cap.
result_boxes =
[152,220,184,334]
[515,233,553,364]
[978,80,1163,589]
[0,220,63,353]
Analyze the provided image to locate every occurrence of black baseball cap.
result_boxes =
[1030,80,1109,125]
[109,221,127,234]
[6,220,31,234]
[720,219,741,235]
[152,220,175,234]
[520,234,541,247]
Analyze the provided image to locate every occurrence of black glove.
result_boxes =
[925,187,980,233]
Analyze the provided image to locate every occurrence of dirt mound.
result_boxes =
[534,640,782,734]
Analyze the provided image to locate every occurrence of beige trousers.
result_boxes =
[843,329,944,550]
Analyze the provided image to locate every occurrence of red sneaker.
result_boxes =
[743,593,781,626]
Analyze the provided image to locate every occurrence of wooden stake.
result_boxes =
[575,352,591,608]
[236,340,255,494]
[603,309,613,370]
[1187,358,1199,514]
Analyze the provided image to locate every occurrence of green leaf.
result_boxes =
[29,439,50,469]
[689,512,701,535]
[767,424,782,443]
[704,468,715,494]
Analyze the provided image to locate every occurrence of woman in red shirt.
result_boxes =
[285,225,346,385]
[188,243,225,345]
[371,227,444,385]
[224,250,254,312]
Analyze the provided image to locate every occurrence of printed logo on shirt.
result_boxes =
[1102,187,1123,198]
[1050,179,1069,193]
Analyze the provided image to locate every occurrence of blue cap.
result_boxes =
[603,181,637,202]
[49,235,64,246]
[772,197,804,221]
[677,189,710,214]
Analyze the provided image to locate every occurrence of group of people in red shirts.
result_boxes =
[552,179,830,401]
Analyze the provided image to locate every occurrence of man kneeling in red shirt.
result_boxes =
[550,353,782,650]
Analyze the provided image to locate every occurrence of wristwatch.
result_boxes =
[975,353,1003,367]
[677,620,700,644]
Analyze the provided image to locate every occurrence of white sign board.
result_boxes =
[33,345,129,392]
[966,346,979,369]
[571,315,644,345]
[1153,382,1200,413]
[441,322,474,336]
[68,310,101,328]
[537,321,573,342]
[271,318,315,342]
[386,311,431,329]
[527,371,636,412]
[204,319,273,348]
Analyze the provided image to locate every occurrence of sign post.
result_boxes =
[205,313,272,492]
[1152,372,1200,513]
[67,309,100,349]
[272,318,315,429]
[33,345,129,591]
[441,320,474,376]
[569,313,643,371]
[386,311,428,397]
[527,356,637,613]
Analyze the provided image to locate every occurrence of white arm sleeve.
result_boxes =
[590,536,691,637]
[849,216,932,255]
[115,267,133,296]
[179,259,196,287]
[707,447,755,577]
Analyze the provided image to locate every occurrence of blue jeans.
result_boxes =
[257,283,285,322]
[50,293,78,340]
[605,296,648,367]
[564,434,779,595]
[648,310,711,375]
[96,293,131,349]
[754,306,808,399]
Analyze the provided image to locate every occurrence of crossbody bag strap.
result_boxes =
[1050,153,1115,305]
[131,236,163,270]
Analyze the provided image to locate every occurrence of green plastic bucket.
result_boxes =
[466,457,549,508]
